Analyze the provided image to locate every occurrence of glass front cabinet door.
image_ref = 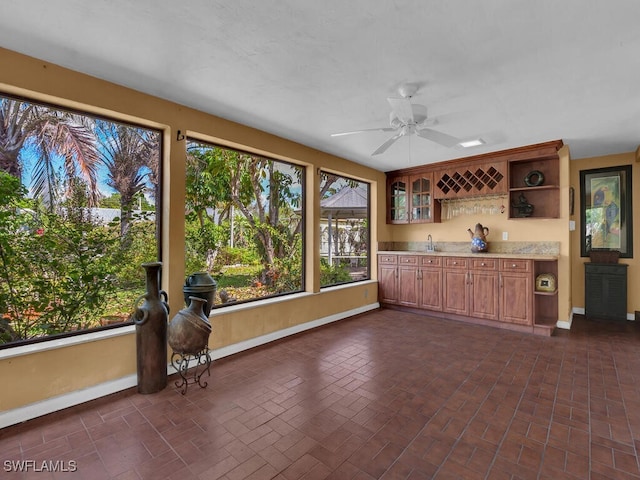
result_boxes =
[387,173,439,224]
[410,174,434,223]
[387,175,408,223]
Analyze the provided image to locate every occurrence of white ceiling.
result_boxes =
[2,0,640,172]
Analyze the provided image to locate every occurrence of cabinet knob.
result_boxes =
[428,260,432,263]
[512,264,517,268]
[453,261,457,265]
[481,262,486,266]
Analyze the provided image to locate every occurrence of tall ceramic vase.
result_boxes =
[132,262,169,394]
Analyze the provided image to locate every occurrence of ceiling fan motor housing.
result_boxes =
[389,103,428,128]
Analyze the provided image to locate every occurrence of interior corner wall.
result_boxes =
[569,151,638,316]
[0,47,386,419]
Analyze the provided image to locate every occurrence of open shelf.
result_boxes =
[508,156,560,219]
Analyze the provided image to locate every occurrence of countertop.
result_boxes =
[378,250,559,261]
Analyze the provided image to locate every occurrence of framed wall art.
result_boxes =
[580,165,633,258]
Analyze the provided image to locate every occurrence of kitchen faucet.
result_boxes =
[427,234,434,252]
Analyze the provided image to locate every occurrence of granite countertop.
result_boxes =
[378,250,559,261]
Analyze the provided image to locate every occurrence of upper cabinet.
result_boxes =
[385,140,563,223]
[387,175,408,223]
[508,156,560,219]
[433,161,507,199]
[410,173,440,223]
[387,172,440,224]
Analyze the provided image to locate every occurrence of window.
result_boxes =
[185,140,304,306]
[319,173,370,287]
[0,94,161,347]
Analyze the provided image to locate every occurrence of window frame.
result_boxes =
[319,172,371,288]
[184,139,306,308]
[0,91,164,350]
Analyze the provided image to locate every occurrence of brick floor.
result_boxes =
[3,310,640,479]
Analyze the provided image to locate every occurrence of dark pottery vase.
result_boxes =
[132,262,169,394]
[183,271,217,317]
[168,296,212,355]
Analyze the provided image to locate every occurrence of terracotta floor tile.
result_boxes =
[6,312,640,478]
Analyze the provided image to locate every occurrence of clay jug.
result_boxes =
[183,272,217,317]
[132,262,169,394]
[467,223,489,253]
[168,296,212,355]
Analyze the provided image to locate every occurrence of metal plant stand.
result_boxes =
[171,348,212,395]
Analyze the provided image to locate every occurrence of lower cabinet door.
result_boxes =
[419,267,443,311]
[500,272,532,325]
[378,264,398,304]
[398,265,419,307]
[443,269,469,315]
[469,271,500,321]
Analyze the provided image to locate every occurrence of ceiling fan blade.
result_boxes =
[416,128,461,148]
[387,97,414,123]
[331,127,396,137]
[372,132,404,156]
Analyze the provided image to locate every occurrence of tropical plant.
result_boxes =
[0,96,100,207]
[0,172,120,342]
[95,120,158,239]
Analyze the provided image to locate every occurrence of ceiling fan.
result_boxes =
[331,84,461,156]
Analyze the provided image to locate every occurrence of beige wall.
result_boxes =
[570,152,638,315]
[0,47,385,413]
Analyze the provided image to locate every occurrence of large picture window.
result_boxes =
[319,172,370,287]
[0,94,161,347]
[185,140,304,306]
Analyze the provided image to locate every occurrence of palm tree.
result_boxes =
[96,120,158,238]
[0,96,100,206]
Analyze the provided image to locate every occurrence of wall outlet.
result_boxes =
[502,231,509,240]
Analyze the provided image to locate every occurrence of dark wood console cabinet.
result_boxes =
[584,263,628,320]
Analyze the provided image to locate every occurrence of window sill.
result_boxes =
[0,324,136,361]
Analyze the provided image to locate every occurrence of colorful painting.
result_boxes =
[580,165,633,258]
[586,175,620,249]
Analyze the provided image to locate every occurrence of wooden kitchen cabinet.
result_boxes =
[377,254,399,304]
[433,161,507,199]
[385,140,563,223]
[418,255,442,311]
[499,259,533,325]
[387,173,440,224]
[387,175,409,224]
[409,173,440,223]
[378,254,442,310]
[378,253,556,336]
[443,256,499,320]
[508,156,560,219]
[468,258,500,321]
[442,257,469,315]
[398,255,419,307]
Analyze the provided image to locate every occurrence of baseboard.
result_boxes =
[570,307,635,322]
[0,302,379,429]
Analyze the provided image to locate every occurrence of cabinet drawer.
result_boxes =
[470,258,498,270]
[500,259,532,272]
[378,255,398,265]
[421,256,442,267]
[398,255,418,265]
[444,257,468,269]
